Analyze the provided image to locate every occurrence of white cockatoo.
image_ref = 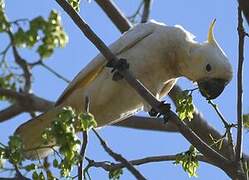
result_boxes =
[15,20,232,158]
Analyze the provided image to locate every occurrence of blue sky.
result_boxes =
[1,0,249,179]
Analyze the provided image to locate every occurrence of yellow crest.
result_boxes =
[208,19,217,46]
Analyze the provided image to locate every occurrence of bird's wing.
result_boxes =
[55,23,156,105]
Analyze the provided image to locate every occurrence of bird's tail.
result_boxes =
[14,106,62,159]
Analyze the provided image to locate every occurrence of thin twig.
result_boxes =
[236,6,245,164]
[207,100,235,160]
[86,154,216,172]
[78,132,88,180]
[7,31,32,92]
[235,7,246,179]
[208,100,230,127]
[14,164,28,180]
[39,61,70,83]
[0,44,11,56]
[92,129,146,179]
[78,96,90,180]
[127,1,143,23]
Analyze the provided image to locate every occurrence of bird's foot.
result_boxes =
[148,101,171,124]
[106,58,129,81]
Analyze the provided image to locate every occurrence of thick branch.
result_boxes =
[0,88,54,122]
[238,0,249,25]
[55,0,233,174]
[95,0,133,33]
[114,116,178,132]
[141,0,152,23]
[0,104,23,122]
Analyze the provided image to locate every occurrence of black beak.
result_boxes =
[197,78,228,99]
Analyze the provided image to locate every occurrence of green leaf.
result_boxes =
[109,168,123,180]
[32,171,39,180]
[243,114,249,129]
[68,0,81,12]
[24,163,37,171]
[78,112,97,131]
[42,106,82,177]
[174,146,199,177]
[6,135,24,164]
[0,73,17,100]
[0,0,10,32]
[53,159,59,168]
[13,10,68,59]
[176,90,194,121]
[39,171,45,180]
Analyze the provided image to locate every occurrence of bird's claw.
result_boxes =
[148,101,171,123]
[106,58,129,81]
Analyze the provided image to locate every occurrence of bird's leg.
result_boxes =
[106,58,129,81]
[148,101,171,124]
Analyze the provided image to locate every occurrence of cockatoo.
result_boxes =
[15,20,232,158]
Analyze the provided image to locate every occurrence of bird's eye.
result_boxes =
[206,64,212,72]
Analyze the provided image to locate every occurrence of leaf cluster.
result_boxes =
[0,0,10,32]
[174,146,199,177]
[109,168,123,180]
[68,0,81,12]
[42,106,97,177]
[13,10,68,58]
[243,114,249,129]
[176,90,194,121]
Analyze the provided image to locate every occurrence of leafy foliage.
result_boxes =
[0,0,9,32]
[0,0,68,102]
[174,146,199,177]
[175,90,194,121]
[243,114,249,129]
[0,135,25,173]
[0,106,97,179]
[68,0,81,12]
[42,106,97,177]
[14,10,68,58]
[78,112,97,131]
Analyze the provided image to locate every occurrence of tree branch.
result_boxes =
[141,0,152,23]
[7,31,32,92]
[86,154,216,172]
[0,104,23,123]
[95,0,133,33]
[114,116,178,132]
[235,6,246,179]
[78,96,90,180]
[78,132,88,180]
[236,6,245,164]
[39,61,70,83]
[237,0,249,25]
[0,88,54,122]
[92,129,146,179]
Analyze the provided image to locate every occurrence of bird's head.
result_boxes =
[182,20,233,99]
